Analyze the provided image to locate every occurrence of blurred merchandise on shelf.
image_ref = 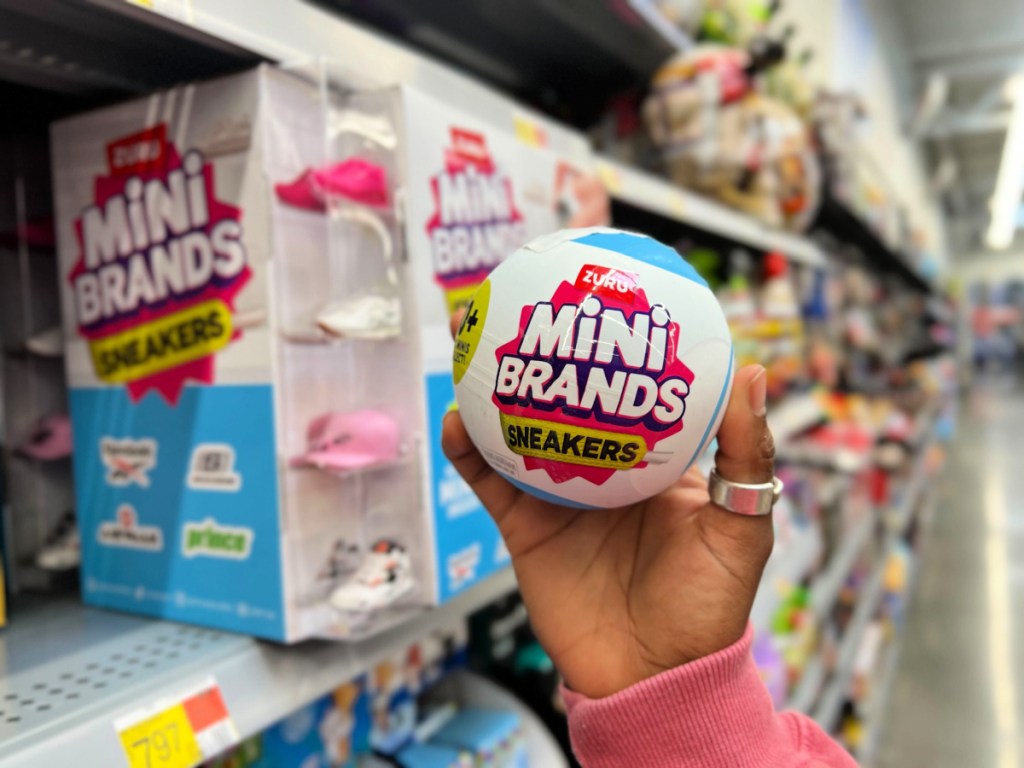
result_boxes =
[201,613,553,767]
[641,39,821,231]
[0,131,78,597]
[468,592,574,763]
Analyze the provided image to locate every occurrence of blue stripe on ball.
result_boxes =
[572,231,708,287]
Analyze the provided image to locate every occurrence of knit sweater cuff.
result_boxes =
[562,624,789,768]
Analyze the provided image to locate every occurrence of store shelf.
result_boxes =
[812,559,886,730]
[309,0,680,127]
[810,513,875,621]
[0,0,257,97]
[750,524,824,635]
[886,436,934,539]
[788,653,827,714]
[2,0,584,162]
[596,158,827,267]
[857,533,924,762]
[0,568,518,768]
[856,637,903,764]
[813,192,936,296]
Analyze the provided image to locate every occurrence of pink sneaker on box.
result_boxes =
[313,158,390,208]
[274,168,326,212]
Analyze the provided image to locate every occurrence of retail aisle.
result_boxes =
[879,376,1024,768]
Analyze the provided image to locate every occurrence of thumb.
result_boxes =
[699,364,775,575]
[716,364,770,483]
[714,364,774,485]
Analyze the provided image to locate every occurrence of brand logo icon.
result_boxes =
[187,443,241,492]
[182,518,253,560]
[97,504,164,551]
[491,274,694,486]
[447,543,481,591]
[71,126,252,404]
[100,437,157,487]
[426,127,526,314]
[574,264,640,304]
[106,125,168,176]
[449,128,490,166]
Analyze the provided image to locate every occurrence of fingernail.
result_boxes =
[749,367,767,417]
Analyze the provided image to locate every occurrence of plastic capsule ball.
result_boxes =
[452,227,734,509]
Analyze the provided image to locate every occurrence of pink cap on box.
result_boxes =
[17,413,73,461]
[290,409,401,472]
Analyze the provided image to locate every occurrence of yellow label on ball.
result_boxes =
[453,280,490,386]
[498,412,648,470]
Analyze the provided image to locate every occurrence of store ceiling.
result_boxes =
[890,0,1024,253]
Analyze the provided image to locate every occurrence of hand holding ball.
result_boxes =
[453,228,734,508]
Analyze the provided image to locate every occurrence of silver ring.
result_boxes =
[708,469,784,516]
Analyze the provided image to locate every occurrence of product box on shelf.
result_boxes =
[399,87,595,603]
[51,64,595,641]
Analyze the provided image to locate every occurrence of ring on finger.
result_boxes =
[707,469,783,516]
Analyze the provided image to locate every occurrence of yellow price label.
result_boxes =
[120,703,203,768]
[513,115,547,148]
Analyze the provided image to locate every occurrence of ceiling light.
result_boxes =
[985,74,1024,249]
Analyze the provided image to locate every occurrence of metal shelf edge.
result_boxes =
[812,558,887,729]
[596,157,826,267]
[0,568,518,767]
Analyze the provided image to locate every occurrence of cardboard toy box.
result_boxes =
[399,88,594,604]
[51,64,594,641]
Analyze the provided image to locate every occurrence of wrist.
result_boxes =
[565,621,750,699]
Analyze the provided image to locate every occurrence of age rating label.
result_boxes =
[115,678,237,768]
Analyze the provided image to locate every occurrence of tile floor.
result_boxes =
[879,375,1024,767]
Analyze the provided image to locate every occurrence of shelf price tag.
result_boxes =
[513,114,548,148]
[115,678,237,768]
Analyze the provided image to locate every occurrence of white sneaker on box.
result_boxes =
[36,512,81,571]
[26,326,63,357]
[330,110,397,150]
[197,118,252,157]
[316,295,401,340]
[329,540,414,613]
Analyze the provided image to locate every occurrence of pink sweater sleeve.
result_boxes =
[562,625,858,768]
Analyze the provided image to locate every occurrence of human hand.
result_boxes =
[443,313,775,698]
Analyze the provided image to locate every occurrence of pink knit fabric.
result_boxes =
[563,625,859,767]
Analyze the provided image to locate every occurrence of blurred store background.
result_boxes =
[0,1,1020,767]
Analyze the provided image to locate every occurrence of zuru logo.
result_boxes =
[573,264,639,304]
